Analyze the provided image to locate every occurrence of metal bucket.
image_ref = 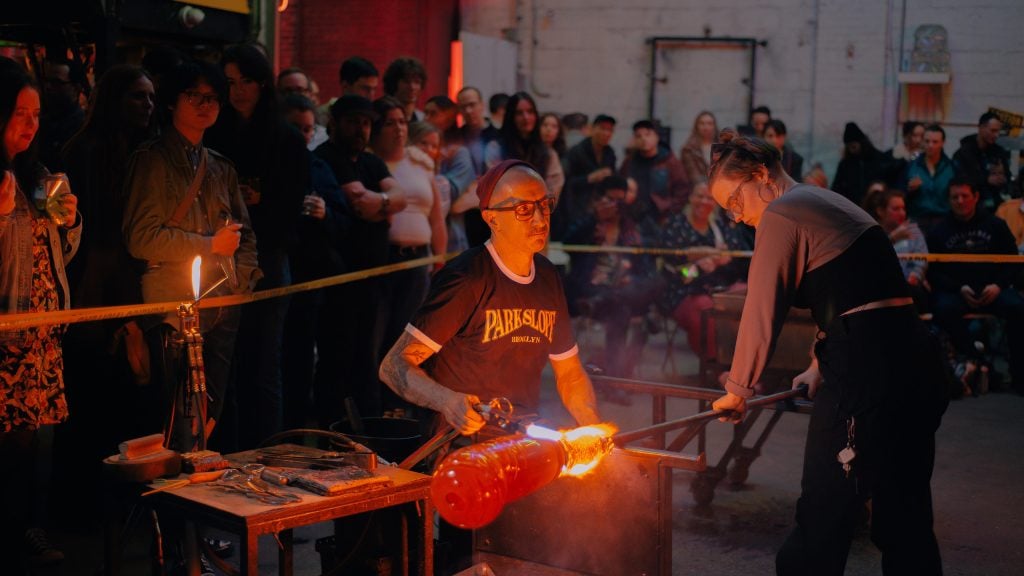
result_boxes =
[329,417,422,463]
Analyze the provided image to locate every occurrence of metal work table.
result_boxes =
[149,450,433,576]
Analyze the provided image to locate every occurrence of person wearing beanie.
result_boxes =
[833,121,885,206]
[380,159,601,437]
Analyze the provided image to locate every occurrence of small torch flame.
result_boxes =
[191,256,202,301]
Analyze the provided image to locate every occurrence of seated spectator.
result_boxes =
[882,121,924,186]
[927,177,1024,394]
[658,181,750,360]
[619,119,690,226]
[995,195,1024,251]
[558,113,616,241]
[339,56,379,100]
[561,111,589,148]
[564,176,662,381]
[905,124,956,234]
[832,122,885,207]
[863,184,930,311]
[679,110,718,183]
[764,119,803,181]
[953,112,1011,212]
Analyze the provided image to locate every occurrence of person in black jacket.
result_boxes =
[205,44,310,448]
[556,114,617,240]
[927,176,1024,393]
[832,122,885,207]
[952,112,1012,212]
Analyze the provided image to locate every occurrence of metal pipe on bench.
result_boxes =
[613,385,808,445]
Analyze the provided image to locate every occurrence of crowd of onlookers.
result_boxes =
[0,41,1022,568]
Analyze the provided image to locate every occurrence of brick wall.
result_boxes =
[277,0,456,106]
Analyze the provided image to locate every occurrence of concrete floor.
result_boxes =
[34,323,1024,575]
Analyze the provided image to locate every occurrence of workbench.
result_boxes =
[148,450,433,576]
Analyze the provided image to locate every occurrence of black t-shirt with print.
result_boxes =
[407,242,578,414]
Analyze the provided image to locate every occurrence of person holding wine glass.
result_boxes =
[0,57,81,572]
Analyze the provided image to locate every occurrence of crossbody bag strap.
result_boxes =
[166,148,208,228]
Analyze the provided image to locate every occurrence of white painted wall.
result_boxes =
[460,0,1024,180]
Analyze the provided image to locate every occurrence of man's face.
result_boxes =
[285,108,316,146]
[172,82,220,135]
[485,168,551,254]
[750,112,770,136]
[949,184,978,221]
[342,76,378,100]
[334,113,372,156]
[591,121,614,147]
[764,127,785,150]
[278,72,310,97]
[923,129,944,159]
[979,118,1002,147]
[634,127,659,156]
[43,62,79,109]
[425,102,457,131]
[880,194,906,229]
[457,89,485,129]
[393,76,422,106]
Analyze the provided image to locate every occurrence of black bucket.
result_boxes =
[329,417,422,463]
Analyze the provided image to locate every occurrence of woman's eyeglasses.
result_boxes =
[183,91,221,107]
[485,196,557,221]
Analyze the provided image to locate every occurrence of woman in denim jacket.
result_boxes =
[0,58,81,569]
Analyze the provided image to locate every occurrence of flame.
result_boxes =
[191,256,202,300]
[526,422,617,478]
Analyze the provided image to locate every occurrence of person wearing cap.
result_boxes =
[619,119,691,226]
[558,113,617,240]
[312,94,407,425]
[379,160,601,436]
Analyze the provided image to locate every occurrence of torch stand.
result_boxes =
[165,301,208,453]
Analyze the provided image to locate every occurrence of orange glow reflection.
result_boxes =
[526,423,616,477]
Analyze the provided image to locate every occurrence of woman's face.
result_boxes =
[378,107,408,152]
[4,86,40,160]
[880,196,906,229]
[121,76,156,130]
[696,114,716,141]
[414,131,441,161]
[709,170,775,227]
[688,184,716,223]
[224,62,261,120]
[514,99,537,137]
[539,115,560,146]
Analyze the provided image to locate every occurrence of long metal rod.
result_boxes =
[614,385,807,445]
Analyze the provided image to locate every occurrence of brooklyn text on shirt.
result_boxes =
[482,308,557,344]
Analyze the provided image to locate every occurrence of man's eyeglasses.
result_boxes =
[485,196,557,221]
[183,91,221,107]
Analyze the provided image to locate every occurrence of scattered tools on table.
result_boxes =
[256,441,377,471]
[142,469,228,496]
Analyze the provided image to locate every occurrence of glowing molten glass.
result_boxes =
[191,256,202,301]
[430,423,616,529]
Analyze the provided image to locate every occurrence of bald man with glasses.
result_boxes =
[380,160,600,436]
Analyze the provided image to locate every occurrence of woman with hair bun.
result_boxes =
[707,133,946,575]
